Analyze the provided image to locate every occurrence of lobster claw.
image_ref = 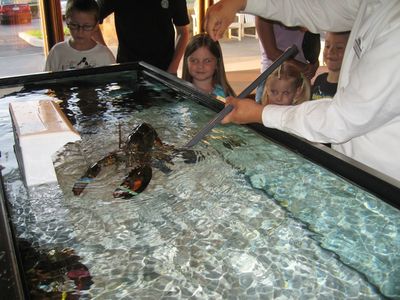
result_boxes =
[113,165,152,198]
[72,153,117,196]
[72,163,101,196]
[72,177,94,196]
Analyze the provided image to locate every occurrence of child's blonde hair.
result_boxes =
[262,62,311,105]
[182,33,236,97]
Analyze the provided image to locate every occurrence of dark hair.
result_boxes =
[182,33,235,97]
[65,0,100,22]
[302,32,321,64]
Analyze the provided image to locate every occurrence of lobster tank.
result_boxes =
[0,63,399,299]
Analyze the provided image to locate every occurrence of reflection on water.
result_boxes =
[0,72,399,299]
[19,239,94,299]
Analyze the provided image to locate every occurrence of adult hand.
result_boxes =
[221,97,264,125]
[303,61,319,80]
[205,0,247,41]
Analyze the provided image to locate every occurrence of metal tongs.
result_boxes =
[184,44,299,148]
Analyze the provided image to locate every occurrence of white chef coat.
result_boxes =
[245,0,400,182]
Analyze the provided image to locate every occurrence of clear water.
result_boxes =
[0,71,399,299]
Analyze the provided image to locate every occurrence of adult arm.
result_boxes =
[256,17,279,60]
[206,0,359,40]
[303,60,319,81]
[167,0,190,75]
[167,25,190,75]
[222,0,400,144]
[92,26,107,46]
[92,0,114,46]
[263,21,400,144]
[244,0,358,33]
[224,28,400,144]
[256,17,316,80]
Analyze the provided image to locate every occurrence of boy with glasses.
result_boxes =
[45,0,115,72]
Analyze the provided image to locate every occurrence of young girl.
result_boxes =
[182,33,235,99]
[261,62,310,106]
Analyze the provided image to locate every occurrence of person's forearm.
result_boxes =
[230,0,247,12]
[245,0,357,33]
[307,60,319,80]
[167,26,190,74]
[256,17,309,73]
[92,26,106,46]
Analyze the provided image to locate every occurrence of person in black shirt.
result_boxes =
[94,0,190,74]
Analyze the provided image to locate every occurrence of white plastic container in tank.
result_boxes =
[9,100,81,186]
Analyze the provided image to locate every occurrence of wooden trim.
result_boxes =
[39,0,64,55]
[197,0,214,34]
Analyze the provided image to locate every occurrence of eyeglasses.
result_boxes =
[66,22,96,31]
[188,57,216,65]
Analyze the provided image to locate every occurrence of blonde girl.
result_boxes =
[262,62,310,106]
[182,33,235,98]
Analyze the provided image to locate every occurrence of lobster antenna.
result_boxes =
[118,122,122,149]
